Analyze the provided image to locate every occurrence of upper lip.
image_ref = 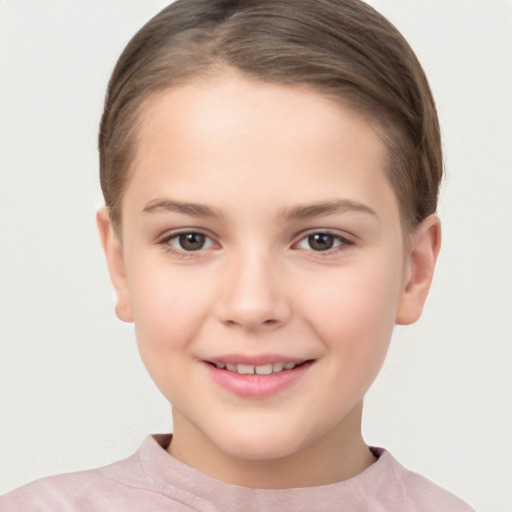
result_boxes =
[203,354,314,366]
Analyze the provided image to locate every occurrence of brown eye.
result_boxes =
[307,233,335,251]
[178,233,206,251]
[296,232,348,252]
[164,231,216,254]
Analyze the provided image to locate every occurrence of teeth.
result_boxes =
[272,362,285,372]
[217,362,300,374]
[255,364,273,375]
[237,364,255,375]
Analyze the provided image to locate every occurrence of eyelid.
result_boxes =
[156,227,354,256]
[158,228,220,254]
[292,229,355,252]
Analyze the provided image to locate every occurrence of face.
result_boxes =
[99,73,439,479]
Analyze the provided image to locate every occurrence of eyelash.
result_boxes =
[158,229,354,257]
[159,230,217,259]
[293,230,354,254]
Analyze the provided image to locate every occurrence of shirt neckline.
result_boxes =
[133,434,392,510]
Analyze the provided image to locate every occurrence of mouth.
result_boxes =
[203,357,315,398]
[206,360,312,375]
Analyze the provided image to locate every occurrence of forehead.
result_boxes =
[124,74,399,223]
[139,75,383,153]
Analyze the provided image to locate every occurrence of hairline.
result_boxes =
[110,68,416,240]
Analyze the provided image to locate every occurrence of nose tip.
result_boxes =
[215,253,291,331]
[218,287,287,331]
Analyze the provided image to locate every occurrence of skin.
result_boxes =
[97,72,441,489]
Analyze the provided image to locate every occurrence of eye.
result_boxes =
[166,232,216,252]
[296,232,348,252]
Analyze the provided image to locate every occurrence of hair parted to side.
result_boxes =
[99,0,442,234]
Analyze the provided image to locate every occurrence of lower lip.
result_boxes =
[204,361,313,398]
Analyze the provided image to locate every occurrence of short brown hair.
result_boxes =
[99,0,442,233]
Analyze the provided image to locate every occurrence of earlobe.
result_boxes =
[396,215,442,325]
[96,208,134,323]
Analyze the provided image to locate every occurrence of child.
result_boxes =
[1,0,476,510]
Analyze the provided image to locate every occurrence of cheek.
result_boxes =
[130,257,210,328]
[127,262,214,386]
[298,257,403,364]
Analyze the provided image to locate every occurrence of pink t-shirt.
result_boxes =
[1,434,474,511]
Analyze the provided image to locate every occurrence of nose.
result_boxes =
[215,248,292,331]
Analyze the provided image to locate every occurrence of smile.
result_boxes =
[212,361,302,375]
[204,358,314,398]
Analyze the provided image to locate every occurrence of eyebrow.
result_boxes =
[142,197,377,221]
[280,199,377,221]
[143,198,223,218]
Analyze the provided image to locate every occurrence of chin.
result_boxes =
[207,422,312,462]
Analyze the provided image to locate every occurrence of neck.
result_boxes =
[167,401,377,489]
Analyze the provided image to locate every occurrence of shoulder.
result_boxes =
[0,452,143,512]
[0,435,196,512]
[1,470,109,512]
[375,448,476,512]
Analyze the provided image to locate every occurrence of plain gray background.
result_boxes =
[1,1,511,510]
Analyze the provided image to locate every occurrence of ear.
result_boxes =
[396,214,442,325]
[96,207,133,323]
